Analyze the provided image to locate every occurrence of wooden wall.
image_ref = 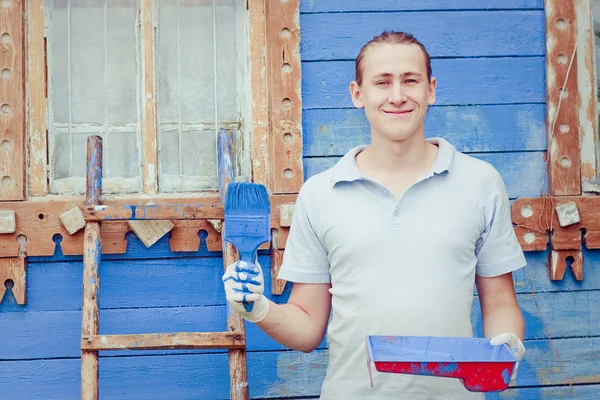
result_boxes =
[1,1,599,399]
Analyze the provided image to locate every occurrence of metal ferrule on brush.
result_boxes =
[223,215,271,254]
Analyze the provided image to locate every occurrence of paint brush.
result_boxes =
[223,182,271,312]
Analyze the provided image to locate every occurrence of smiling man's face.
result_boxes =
[350,43,436,144]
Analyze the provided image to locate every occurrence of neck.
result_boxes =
[360,130,434,174]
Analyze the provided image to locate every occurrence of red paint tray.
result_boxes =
[365,335,517,392]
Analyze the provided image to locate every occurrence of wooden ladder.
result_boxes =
[80,134,249,400]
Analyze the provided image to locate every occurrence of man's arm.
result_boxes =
[258,282,332,353]
[476,272,524,341]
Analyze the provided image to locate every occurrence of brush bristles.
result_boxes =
[224,182,271,215]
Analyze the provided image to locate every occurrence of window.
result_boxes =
[46,0,249,194]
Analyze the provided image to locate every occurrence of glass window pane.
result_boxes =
[48,0,140,194]
[157,0,241,192]
[71,0,106,124]
[158,130,218,191]
[106,0,138,123]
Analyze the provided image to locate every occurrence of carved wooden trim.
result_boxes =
[0,195,295,257]
[265,0,303,193]
[0,256,26,304]
[0,0,26,200]
[510,196,600,281]
[545,0,581,195]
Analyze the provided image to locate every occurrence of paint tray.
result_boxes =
[365,335,518,392]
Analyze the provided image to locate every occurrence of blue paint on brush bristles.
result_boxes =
[223,182,271,312]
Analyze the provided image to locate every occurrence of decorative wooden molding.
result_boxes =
[0,256,26,304]
[141,0,158,194]
[545,0,581,196]
[26,0,48,197]
[0,0,26,200]
[248,0,270,188]
[0,195,294,257]
[265,0,303,193]
[510,196,600,280]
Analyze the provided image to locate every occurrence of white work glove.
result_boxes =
[490,333,526,383]
[222,260,269,323]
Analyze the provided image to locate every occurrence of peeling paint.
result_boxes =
[266,351,327,397]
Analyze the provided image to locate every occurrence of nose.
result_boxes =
[388,82,407,104]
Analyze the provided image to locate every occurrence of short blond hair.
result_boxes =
[355,31,432,86]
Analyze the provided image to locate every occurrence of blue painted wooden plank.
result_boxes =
[0,254,270,312]
[301,58,546,109]
[303,105,547,156]
[471,290,600,341]
[4,288,596,360]
[300,0,544,13]
[300,11,545,61]
[513,249,600,293]
[0,306,230,359]
[3,249,600,318]
[1,338,599,399]
[304,152,547,199]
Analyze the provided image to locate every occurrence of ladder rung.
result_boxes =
[81,331,245,351]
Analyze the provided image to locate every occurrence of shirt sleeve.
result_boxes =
[277,191,331,283]
[475,172,526,277]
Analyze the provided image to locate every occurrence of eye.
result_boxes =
[376,81,389,86]
[405,79,418,84]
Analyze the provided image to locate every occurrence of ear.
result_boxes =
[427,77,437,105]
[350,81,364,109]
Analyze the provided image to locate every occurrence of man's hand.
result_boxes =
[490,333,525,383]
[222,260,269,323]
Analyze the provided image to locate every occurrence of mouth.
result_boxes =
[383,109,413,115]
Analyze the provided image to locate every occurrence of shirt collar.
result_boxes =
[330,137,456,186]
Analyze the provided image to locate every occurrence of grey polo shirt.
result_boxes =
[278,137,526,400]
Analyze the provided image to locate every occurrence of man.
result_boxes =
[223,31,526,399]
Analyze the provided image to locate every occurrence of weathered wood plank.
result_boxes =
[300,11,544,61]
[26,0,48,197]
[266,0,304,193]
[303,105,547,157]
[81,136,103,400]
[302,58,546,109]
[544,0,581,196]
[86,203,224,221]
[304,152,547,199]
[248,0,270,187]
[0,0,25,200]
[576,0,598,185]
[300,0,544,13]
[218,128,250,400]
[141,0,158,193]
[82,332,245,351]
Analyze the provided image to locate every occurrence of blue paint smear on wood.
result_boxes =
[302,58,546,109]
[300,0,544,13]
[303,104,547,156]
[300,11,545,60]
